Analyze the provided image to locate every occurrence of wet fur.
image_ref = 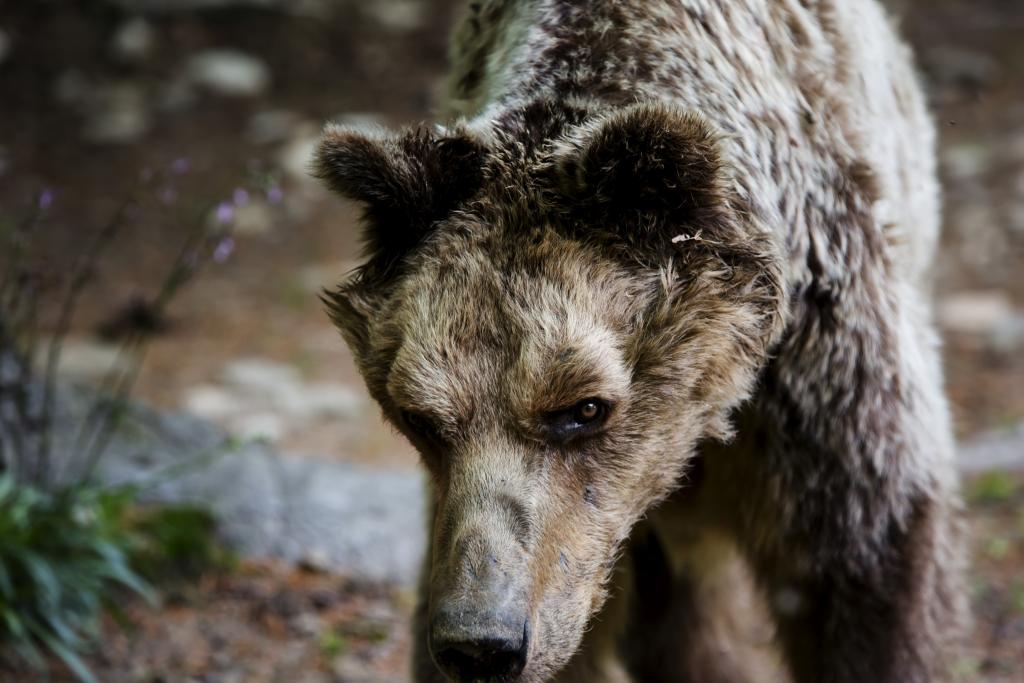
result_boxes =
[315,1,968,681]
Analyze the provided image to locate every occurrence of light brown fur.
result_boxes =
[315,1,968,681]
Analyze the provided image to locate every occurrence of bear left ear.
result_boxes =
[545,103,729,236]
[313,124,487,268]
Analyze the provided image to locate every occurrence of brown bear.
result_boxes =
[314,1,968,681]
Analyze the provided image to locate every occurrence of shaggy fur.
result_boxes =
[314,1,968,681]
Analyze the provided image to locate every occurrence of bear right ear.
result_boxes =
[543,103,733,251]
[313,124,487,268]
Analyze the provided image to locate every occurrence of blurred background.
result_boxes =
[0,0,1021,681]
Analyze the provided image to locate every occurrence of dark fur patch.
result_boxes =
[313,126,487,273]
[543,103,731,253]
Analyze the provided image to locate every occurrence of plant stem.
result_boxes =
[39,202,129,489]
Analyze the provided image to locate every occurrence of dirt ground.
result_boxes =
[17,471,1024,683]
[1,0,1022,681]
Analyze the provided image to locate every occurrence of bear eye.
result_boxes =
[545,398,612,443]
[572,399,605,424]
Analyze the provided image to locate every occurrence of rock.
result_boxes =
[67,391,429,583]
[298,548,332,573]
[937,291,1014,335]
[0,27,10,65]
[42,338,136,383]
[990,314,1024,353]
[362,0,426,32]
[222,357,301,394]
[112,17,156,62]
[290,612,322,637]
[183,384,239,420]
[82,82,151,144]
[275,382,362,420]
[232,200,275,236]
[187,49,270,97]
[246,109,303,146]
[159,76,198,113]
[229,411,286,442]
[279,131,320,184]
[53,69,91,106]
[330,656,376,683]
[941,143,991,181]
[959,423,1024,473]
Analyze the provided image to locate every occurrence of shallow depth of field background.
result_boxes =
[0,0,1022,681]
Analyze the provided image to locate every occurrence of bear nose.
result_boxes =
[430,613,529,681]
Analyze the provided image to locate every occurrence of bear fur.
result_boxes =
[315,1,968,681]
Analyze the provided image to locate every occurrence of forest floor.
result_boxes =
[0,0,1022,680]
[27,469,1024,683]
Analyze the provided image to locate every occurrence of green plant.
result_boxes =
[318,628,349,660]
[131,504,237,581]
[968,471,1018,505]
[0,476,153,683]
[0,178,247,680]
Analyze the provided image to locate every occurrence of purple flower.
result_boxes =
[38,188,55,210]
[159,186,178,205]
[213,236,236,264]
[171,157,190,175]
[232,187,250,206]
[215,201,235,225]
[266,184,284,205]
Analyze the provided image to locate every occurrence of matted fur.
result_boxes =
[315,1,968,682]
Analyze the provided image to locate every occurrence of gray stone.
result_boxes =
[222,357,302,394]
[937,290,1014,335]
[82,82,151,144]
[275,382,362,420]
[362,0,427,32]
[228,411,287,442]
[53,69,91,106]
[182,384,239,420]
[159,76,198,113]
[187,49,270,97]
[46,388,428,584]
[246,109,304,146]
[989,314,1024,353]
[279,131,321,185]
[958,423,1024,474]
[330,656,377,683]
[112,17,156,62]
[41,337,136,383]
[941,143,991,182]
